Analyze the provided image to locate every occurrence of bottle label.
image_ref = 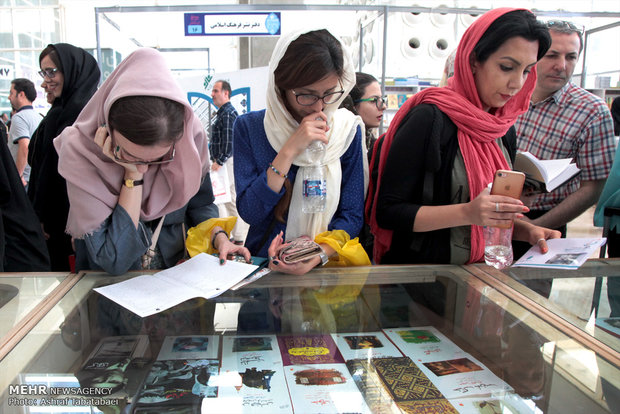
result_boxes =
[303,179,326,197]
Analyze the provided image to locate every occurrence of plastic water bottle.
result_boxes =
[302,140,326,213]
[483,226,514,269]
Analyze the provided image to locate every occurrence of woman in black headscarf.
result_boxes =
[28,43,100,271]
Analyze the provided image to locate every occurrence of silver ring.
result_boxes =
[269,256,277,262]
[495,202,500,212]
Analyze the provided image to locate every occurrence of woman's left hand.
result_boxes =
[216,238,252,265]
[514,220,561,254]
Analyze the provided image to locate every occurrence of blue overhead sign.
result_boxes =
[185,12,281,36]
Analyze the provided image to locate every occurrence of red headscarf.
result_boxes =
[369,8,538,263]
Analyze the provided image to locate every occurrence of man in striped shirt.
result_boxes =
[515,20,615,240]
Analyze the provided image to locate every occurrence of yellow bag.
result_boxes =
[185,217,237,257]
[314,230,371,267]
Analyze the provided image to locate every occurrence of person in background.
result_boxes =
[234,29,368,275]
[28,43,100,271]
[7,78,41,188]
[371,8,558,265]
[1,113,9,130]
[514,20,616,254]
[210,79,248,245]
[347,72,386,153]
[611,95,620,136]
[54,48,249,275]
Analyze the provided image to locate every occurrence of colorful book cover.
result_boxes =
[346,359,403,414]
[75,335,150,396]
[157,335,220,360]
[384,326,468,363]
[277,334,344,366]
[417,355,513,399]
[284,363,371,413]
[207,335,292,413]
[332,331,403,360]
[373,356,458,414]
[133,359,219,412]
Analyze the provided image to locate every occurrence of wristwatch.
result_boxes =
[318,247,329,266]
[123,178,144,188]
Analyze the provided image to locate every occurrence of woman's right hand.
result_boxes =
[267,231,322,276]
[280,112,329,159]
[94,126,143,175]
[466,187,529,228]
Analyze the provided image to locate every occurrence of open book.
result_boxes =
[513,151,580,193]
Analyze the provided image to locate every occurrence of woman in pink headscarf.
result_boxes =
[55,48,249,275]
[369,8,560,264]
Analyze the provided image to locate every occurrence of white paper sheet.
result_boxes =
[512,238,606,269]
[94,253,258,317]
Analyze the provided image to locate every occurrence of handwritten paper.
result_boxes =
[94,253,258,317]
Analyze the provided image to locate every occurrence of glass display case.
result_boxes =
[0,273,74,361]
[0,262,618,413]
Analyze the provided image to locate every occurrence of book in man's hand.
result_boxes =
[513,151,580,193]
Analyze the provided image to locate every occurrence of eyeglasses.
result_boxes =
[291,83,345,106]
[546,20,584,35]
[354,96,387,110]
[112,138,176,165]
[38,68,59,79]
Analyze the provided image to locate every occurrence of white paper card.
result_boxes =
[513,238,606,269]
[94,253,258,317]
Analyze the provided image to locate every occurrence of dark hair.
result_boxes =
[39,45,63,73]
[11,78,37,102]
[108,96,185,146]
[274,29,347,95]
[350,72,379,103]
[216,80,231,95]
[546,20,584,54]
[472,10,551,64]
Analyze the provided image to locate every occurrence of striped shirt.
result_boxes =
[515,82,616,211]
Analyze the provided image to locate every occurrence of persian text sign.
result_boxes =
[185,12,281,36]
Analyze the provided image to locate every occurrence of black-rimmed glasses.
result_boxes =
[291,83,345,106]
[354,96,387,110]
[38,68,59,79]
[112,139,176,165]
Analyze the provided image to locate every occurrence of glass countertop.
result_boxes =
[0,273,70,347]
[0,264,618,413]
[472,259,620,355]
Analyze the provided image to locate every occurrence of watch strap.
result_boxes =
[318,248,329,266]
[124,178,144,188]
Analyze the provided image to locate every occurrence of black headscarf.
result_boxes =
[27,43,100,270]
[0,125,50,271]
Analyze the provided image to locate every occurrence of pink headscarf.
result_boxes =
[369,8,538,263]
[54,48,209,238]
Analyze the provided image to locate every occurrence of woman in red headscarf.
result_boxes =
[370,8,560,264]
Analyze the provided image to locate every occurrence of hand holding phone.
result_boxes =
[490,170,525,229]
[490,170,525,199]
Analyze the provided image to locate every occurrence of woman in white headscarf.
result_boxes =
[234,29,369,275]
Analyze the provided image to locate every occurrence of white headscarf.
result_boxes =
[263,29,368,240]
